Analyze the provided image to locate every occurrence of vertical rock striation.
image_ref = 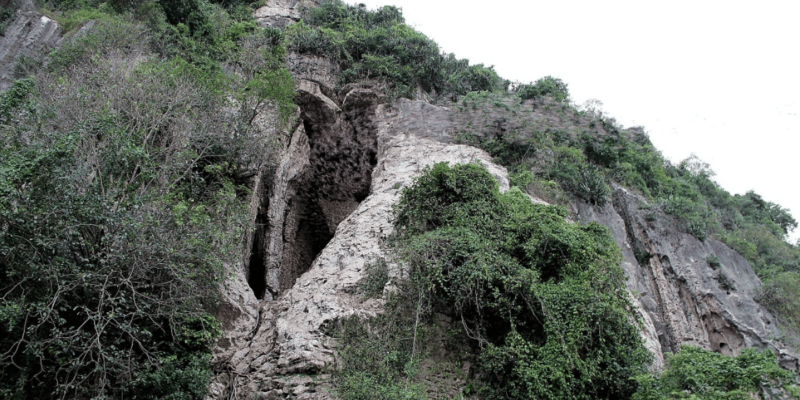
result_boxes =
[579,187,799,370]
[0,0,61,91]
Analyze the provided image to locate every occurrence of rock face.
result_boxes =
[578,187,799,370]
[208,55,798,398]
[208,70,510,399]
[0,0,61,91]
[254,0,320,28]
[204,7,798,400]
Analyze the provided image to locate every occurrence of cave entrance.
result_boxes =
[247,213,268,300]
[275,92,378,295]
[245,86,379,299]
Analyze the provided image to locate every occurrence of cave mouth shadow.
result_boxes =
[247,216,268,300]
[245,89,379,300]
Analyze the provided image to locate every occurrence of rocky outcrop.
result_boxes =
[0,0,61,91]
[210,82,798,399]
[209,75,510,398]
[254,0,320,28]
[207,7,798,398]
[578,187,799,370]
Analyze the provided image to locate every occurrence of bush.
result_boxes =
[660,195,716,241]
[0,1,17,36]
[360,259,390,298]
[758,272,800,350]
[707,254,721,269]
[717,272,735,292]
[546,146,611,206]
[330,312,430,400]
[293,0,505,98]
[514,75,570,103]
[0,5,289,396]
[390,163,651,399]
[633,346,795,400]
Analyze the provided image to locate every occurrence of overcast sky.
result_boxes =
[354,0,800,241]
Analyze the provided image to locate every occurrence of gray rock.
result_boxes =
[578,186,799,370]
[208,85,509,398]
[0,0,61,91]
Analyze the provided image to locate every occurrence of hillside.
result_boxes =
[1,0,799,399]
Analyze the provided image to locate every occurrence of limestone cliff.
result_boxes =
[207,51,797,400]
[204,8,798,397]
[209,54,511,399]
[0,2,795,399]
[580,188,798,371]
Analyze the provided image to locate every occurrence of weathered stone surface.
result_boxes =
[578,187,799,370]
[208,8,800,398]
[0,0,61,91]
[288,53,339,90]
[253,0,319,28]
[209,89,509,399]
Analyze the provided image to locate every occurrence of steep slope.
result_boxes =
[580,187,797,370]
[200,4,800,399]
[1,0,796,398]
[209,53,511,398]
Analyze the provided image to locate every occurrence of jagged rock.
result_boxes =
[578,187,799,370]
[209,88,509,398]
[212,85,797,399]
[254,0,320,28]
[208,7,798,399]
[288,53,339,90]
[0,0,61,91]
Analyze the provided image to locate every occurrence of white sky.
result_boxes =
[354,0,800,242]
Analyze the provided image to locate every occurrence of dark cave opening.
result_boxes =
[243,85,380,298]
[247,214,268,300]
[275,97,379,294]
[278,190,336,292]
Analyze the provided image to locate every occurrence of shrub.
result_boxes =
[293,0,505,98]
[717,272,735,292]
[514,76,570,103]
[360,259,390,298]
[330,313,428,400]
[0,1,17,36]
[633,346,795,400]
[758,272,800,350]
[389,162,651,399]
[660,195,716,241]
[0,5,287,396]
[546,146,611,206]
[707,254,721,269]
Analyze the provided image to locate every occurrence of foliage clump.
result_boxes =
[0,1,17,36]
[514,75,570,103]
[707,254,721,269]
[289,0,506,99]
[383,162,652,399]
[0,0,295,398]
[633,346,797,400]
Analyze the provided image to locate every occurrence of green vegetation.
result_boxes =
[633,346,797,399]
[330,298,433,400]
[707,254,721,269]
[289,0,506,99]
[514,76,570,103]
[0,0,295,398]
[2,0,800,398]
[450,82,800,350]
[359,258,390,298]
[0,1,17,36]
[335,163,651,399]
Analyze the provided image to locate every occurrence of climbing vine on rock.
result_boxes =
[388,162,652,399]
